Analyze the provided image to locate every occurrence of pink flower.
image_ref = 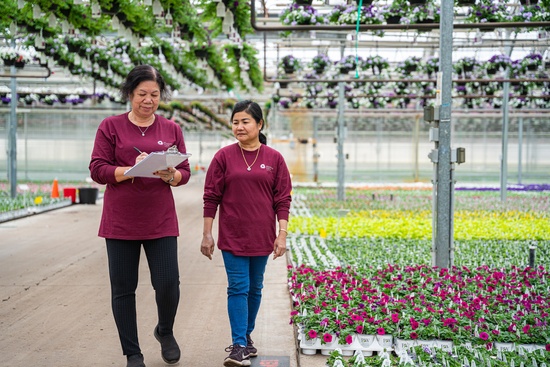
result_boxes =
[522,325,531,334]
[356,325,364,334]
[345,334,353,344]
[391,313,399,323]
[410,332,418,339]
[479,332,489,340]
[308,330,318,339]
[323,333,333,343]
[410,317,419,330]
[491,330,500,336]
[443,318,457,327]
[290,310,299,316]
[377,327,385,335]
[546,344,550,351]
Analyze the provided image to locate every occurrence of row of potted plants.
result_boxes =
[278,53,550,76]
[279,1,550,34]
[326,343,549,367]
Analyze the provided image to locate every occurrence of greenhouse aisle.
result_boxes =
[0,175,327,367]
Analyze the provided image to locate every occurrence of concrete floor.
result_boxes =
[0,176,329,367]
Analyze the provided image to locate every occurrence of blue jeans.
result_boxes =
[221,251,269,347]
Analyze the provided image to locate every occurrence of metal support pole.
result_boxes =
[336,81,345,201]
[8,38,18,199]
[529,246,535,268]
[433,0,454,269]
[312,116,319,183]
[500,77,510,201]
[500,33,512,202]
[518,117,523,184]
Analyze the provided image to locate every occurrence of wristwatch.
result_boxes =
[168,176,174,183]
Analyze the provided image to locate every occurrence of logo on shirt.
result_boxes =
[158,140,173,148]
[262,164,274,172]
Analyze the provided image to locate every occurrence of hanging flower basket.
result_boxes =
[194,49,208,58]
[387,15,401,24]
[310,54,331,74]
[3,58,15,67]
[280,55,302,75]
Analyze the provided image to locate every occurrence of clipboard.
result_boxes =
[124,146,191,178]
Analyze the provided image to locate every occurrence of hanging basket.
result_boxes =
[284,66,295,74]
[194,49,208,58]
[386,15,401,24]
[3,58,16,67]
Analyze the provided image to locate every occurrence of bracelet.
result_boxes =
[279,228,288,233]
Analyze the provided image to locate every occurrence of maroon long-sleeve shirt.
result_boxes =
[89,112,191,240]
[203,143,292,256]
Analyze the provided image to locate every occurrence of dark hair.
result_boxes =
[231,100,267,145]
[120,65,170,102]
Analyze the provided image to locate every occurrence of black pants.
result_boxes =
[106,237,180,356]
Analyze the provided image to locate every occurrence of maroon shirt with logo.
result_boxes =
[89,112,191,240]
[203,143,292,256]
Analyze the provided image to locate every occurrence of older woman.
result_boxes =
[201,100,292,367]
[89,65,190,367]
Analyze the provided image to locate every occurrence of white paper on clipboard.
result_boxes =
[124,147,191,178]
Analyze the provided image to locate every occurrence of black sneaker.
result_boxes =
[223,344,251,367]
[154,326,180,364]
[126,353,145,367]
[245,335,258,358]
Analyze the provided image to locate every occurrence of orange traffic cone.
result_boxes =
[51,178,60,199]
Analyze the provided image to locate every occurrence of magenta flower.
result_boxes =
[410,332,418,339]
[522,324,531,334]
[377,327,386,335]
[410,317,419,330]
[323,333,333,343]
[356,325,364,334]
[308,329,317,339]
[443,318,457,327]
[391,313,399,323]
[345,334,353,344]
[479,332,489,340]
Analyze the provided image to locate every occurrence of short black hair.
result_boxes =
[120,65,170,102]
[231,100,267,145]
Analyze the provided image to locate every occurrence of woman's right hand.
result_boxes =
[200,234,215,260]
[135,152,148,164]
